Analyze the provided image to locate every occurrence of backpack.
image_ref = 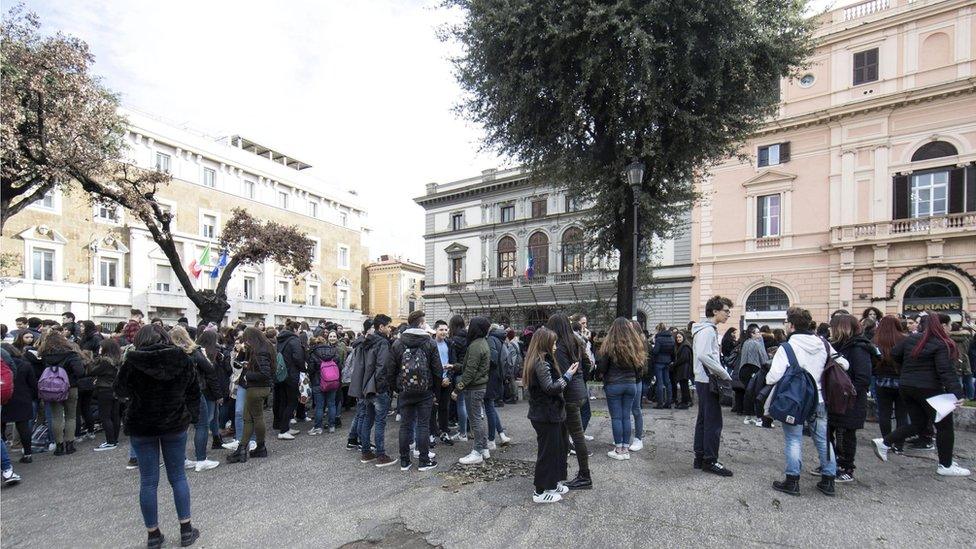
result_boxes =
[38,365,71,402]
[320,359,341,392]
[502,341,522,379]
[821,338,856,415]
[767,343,818,426]
[397,346,431,395]
[274,352,288,383]
[341,345,361,385]
[0,358,14,405]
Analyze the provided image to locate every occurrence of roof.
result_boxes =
[224,135,312,171]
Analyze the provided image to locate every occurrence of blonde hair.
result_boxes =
[169,326,199,354]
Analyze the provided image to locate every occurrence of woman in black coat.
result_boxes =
[828,315,873,482]
[447,316,469,438]
[672,332,694,408]
[1,344,37,462]
[546,313,591,486]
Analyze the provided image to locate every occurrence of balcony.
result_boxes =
[474,270,612,291]
[147,289,188,309]
[830,213,976,246]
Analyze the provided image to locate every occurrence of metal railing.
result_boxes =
[832,213,976,244]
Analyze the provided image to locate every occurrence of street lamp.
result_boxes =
[625,160,645,322]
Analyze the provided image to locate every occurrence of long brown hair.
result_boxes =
[37,330,79,356]
[873,315,905,362]
[829,314,861,346]
[600,317,647,370]
[522,327,558,385]
[242,327,274,367]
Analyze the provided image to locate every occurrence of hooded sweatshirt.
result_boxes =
[391,328,443,404]
[276,330,306,379]
[41,350,87,388]
[691,320,731,384]
[360,332,392,398]
[347,334,368,399]
[114,343,200,436]
[766,332,848,404]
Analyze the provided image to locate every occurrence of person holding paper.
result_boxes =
[872,312,969,477]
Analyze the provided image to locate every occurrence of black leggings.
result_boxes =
[874,385,907,440]
[273,380,299,433]
[75,389,96,436]
[563,400,589,475]
[531,420,567,493]
[96,390,120,444]
[1,421,32,455]
[883,386,955,468]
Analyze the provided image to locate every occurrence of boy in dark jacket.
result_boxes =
[390,311,442,471]
[358,315,394,465]
[273,321,305,439]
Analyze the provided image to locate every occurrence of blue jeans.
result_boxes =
[131,430,192,529]
[348,399,366,440]
[960,375,975,401]
[192,395,216,461]
[484,399,504,441]
[581,398,592,431]
[783,402,835,477]
[456,391,468,435]
[312,387,340,429]
[632,381,645,438]
[360,393,391,455]
[654,364,671,405]
[0,406,9,471]
[234,386,255,443]
[605,383,637,446]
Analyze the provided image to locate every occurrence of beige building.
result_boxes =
[0,108,370,328]
[363,255,424,325]
[694,0,976,327]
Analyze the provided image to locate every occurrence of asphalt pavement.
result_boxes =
[1,399,974,548]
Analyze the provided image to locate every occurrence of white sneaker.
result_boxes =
[533,491,561,504]
[872,438,889,462]
[937,462,971,477]
[451,433,468,442]
[184,459,196,470]
[548,484,569,495]
[498,432,511,445]
[2,468,21,486]
[743,417,754,425]
[221,439,240,451]
[290,418,297,425]
[395,414,401,422]
[630,438,644,452]
[411,449,436,459]
[248,440,257,452]
[194,459,219,472]
[487,441,497,451]
[308,428,322,436]
[459,450,484,465]
[277,432,295,440]
[607,450,630,461]
[481,449,491,459]
[287,429,300,436]
[583,434,594,441]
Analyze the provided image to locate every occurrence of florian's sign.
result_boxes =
[903,299,963,313]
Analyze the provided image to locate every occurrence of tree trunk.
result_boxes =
[614,201,636,320]
[196,294,232,326]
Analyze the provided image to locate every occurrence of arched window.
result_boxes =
[746,286,790,312]
[528,232,549,276]
[911,141,958,162]
[904,277,961,299]
[561,227,584,273]
[497,236,516,278]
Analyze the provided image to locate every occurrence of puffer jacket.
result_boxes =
[651,330,676,366]
[88,356,120,391]
[485,328,508,400]
[448,330,468,383]
[892,333,963,398]
[390,328,443,404]
[242,349,274,388]
[276,330,306,380]
[556,336,591,404]
[307,343,339,388]
[526,355,567,424]
[457,337,489,391]
[361,332,393,398]
[40,350,88,388]
[114,343,200,436]
[949,330,972,376]
[188,347,221,401]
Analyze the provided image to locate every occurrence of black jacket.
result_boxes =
[243,349,274,388]
[114,344,200,436]
[829,337,873,429]
[1,347,37,423]
[211,346,233,400]
[40,350,87,388]
[391,328,443,404]
[485,328,508,400]
[88,356,120,392]
[189,348,221,401]
[893,333,964,398]
[79,332,103,355]
[526,355,567,423]
[673,341,694,381]
[276,330,306,380]
[651,331,676,366]
[362,333,393,398]
[556,336,591,404]
[596,354,638,386]
[448,330,468,382]
[307,343,339,388]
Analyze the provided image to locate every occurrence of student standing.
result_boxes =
[89,338,123,451]
[872,315,907,448]
[597,318,647,465]
[227,328,274,463]
[454,317,491,465]
[546,313,591,483]
[826,314,872,483]
[691,296,734,477]
[391,310,442,471]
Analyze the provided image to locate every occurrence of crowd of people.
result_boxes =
[0,298,973,545]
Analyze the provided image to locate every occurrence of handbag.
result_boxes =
[707,371,733,396]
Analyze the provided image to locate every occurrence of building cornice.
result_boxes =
[414,174,533,206]
[813,0,972,48]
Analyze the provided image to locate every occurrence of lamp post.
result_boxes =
[625,160,645,321]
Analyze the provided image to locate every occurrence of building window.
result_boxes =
[278,191,289,209]
[527,231,549,275]
[500,204,515,223]
[98,257,119,287]
[94,204,121,223]
[31,248,54,281]
[155,152,171,173]
[276,280,290,303]
[201,213,217,239]
[561,227,584,272]
[337,288,349,309]
[852,48,879,86]
[308,284,320,307]
[339,211,348,227]
[39,190,55,209]
[242,277,256,299]
[244,180,256,199]
[451,213,463,231]
[337,245,350,269]
[497,236,516,278]
[203,168,216,188]
[308,201,318,218]
[451,257,463,284]
[531,199,547,219]
[564,196,582,212]
[757,194,781,237]
[746,286,790,312]
[408,300,416,313]
[155,264,173,292]
[757,142,790,167]
[910,171,948,218]
[911,141,958,162]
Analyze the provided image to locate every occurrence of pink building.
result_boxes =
[693,0,976,327]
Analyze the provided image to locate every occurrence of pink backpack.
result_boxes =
[320,359,341,392]
[38,365,70,402]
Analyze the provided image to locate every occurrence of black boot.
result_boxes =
[54,443,65,456]
[772,474,800,496]
[249,442,268,458]
[226,445,248,463]
[565,471,593,490]
[816,474,835,497]
[179,521,200,547]
[211,435,223,450]
[65,440,76,454]
[147,529,164,549]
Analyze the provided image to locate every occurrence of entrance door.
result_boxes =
[903,277,963,319]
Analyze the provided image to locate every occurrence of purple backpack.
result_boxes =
[320,359,341,392]
[38,366,70,402]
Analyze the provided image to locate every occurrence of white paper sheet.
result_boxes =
[926,393,959,423]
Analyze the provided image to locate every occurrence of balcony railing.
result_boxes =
[474,270,613,291]
[844,0,890,21]
[756,236,781,249]
[831,213,976,245]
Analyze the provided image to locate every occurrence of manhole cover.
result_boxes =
[439,457,534,491]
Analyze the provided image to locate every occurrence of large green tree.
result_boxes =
[446,0,814,318]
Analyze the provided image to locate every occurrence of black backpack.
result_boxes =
[397,346,431,396]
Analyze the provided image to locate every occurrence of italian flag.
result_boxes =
[188,244,211,279]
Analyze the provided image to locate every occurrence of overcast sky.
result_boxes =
[24,0,846,264]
